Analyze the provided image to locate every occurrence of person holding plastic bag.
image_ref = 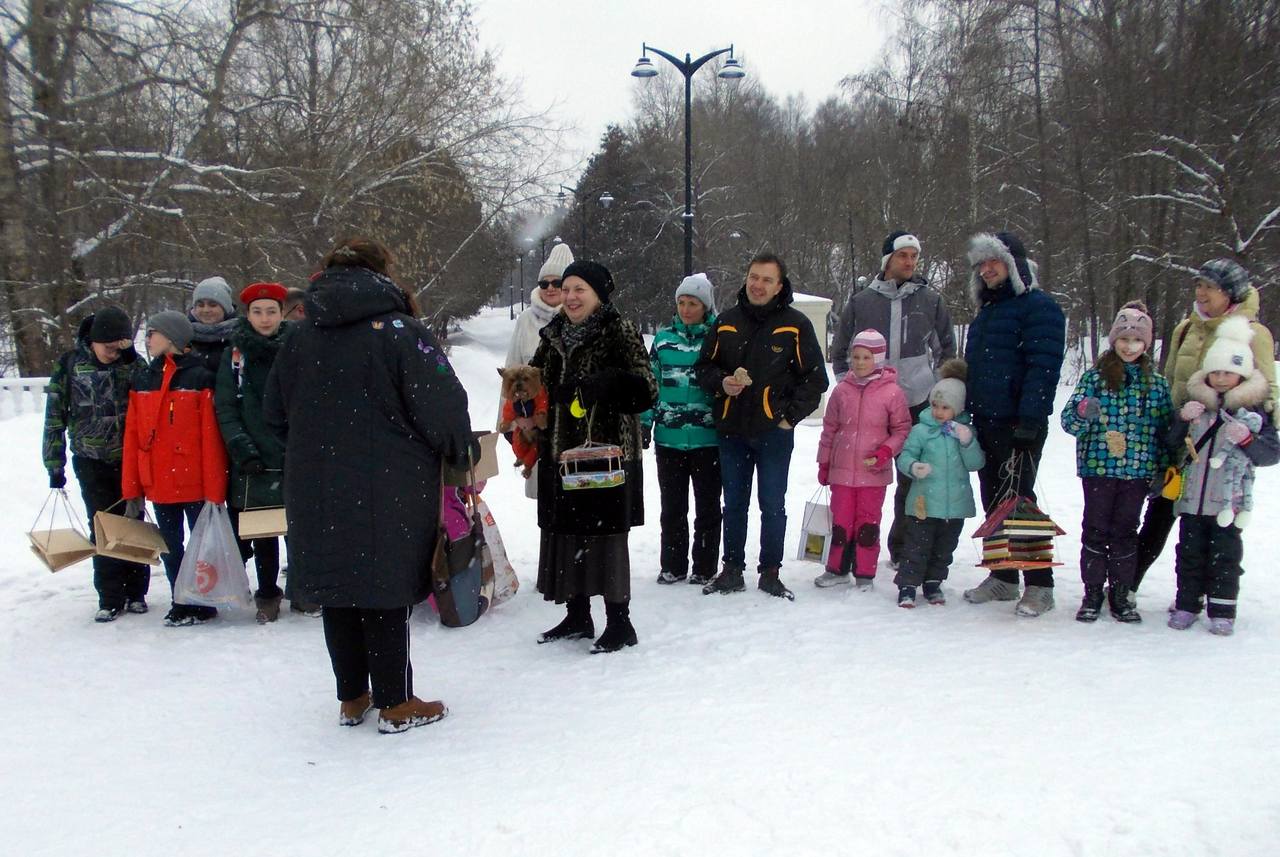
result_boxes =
[122,311,228,626]
[264,237,477,735]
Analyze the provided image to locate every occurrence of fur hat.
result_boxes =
[929,359,968,413]
[674,272,716,313]
[850,329,888,366]
[1108,301,1154,350]
[146,310,194,351]
[1202,315,1256,378]
[881,230,922,273]
[1196,258,1250,305]
[88,306,132,343]
[967,231,1038,301]
[561,260,615,302]
[192,276,235,314]
[240,282,288,308]
[538,243,575,282]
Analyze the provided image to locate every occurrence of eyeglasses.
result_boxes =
[537,279,562,290]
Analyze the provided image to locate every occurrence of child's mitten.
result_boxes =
[1216,508,1236,528]
[910,462,932,479]
[943,421,973,445]
[1076,398,1102,421]
[1180,400,1206,421]
[1224,421,1252,445]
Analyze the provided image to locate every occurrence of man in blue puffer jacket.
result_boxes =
[962,231,1066,617]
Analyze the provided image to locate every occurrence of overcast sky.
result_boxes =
[474,0,892,174]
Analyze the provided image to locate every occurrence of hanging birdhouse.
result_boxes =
[559,441,626,491]
[971,494,1065,570]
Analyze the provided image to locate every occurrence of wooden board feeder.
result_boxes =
[558,442,626,491]
[971,494,1065,570]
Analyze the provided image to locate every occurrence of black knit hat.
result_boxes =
[88,306,133,343]
[562,260,615,303]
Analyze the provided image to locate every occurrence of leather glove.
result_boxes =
[1011,423,1042,451]
[241,458,266,475]
[125,498,143,518]
[910,462,932,479]
[1180,400,1206,421]
[641,424,652,450]
[1076,398,1102,421]
[49,469,66,490]
[1224,421,1252,445]
[817,464,830,486]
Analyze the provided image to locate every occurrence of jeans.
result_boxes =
[655,445,722,579]
[719,427,795,571]
[152,500,204,603]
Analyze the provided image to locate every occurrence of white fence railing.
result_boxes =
[0,377,51,420]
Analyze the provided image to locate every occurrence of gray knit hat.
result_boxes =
[1196,259,1250,305]
[928,359,968,413]
[146,310,194,351]
[191,276,235,314]
[674,272,716,313]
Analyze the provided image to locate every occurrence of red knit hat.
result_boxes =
[240,282,288,307]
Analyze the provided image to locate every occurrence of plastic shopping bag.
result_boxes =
[174,502,252,609]
[795,487,832,564]
[474,498,519,605]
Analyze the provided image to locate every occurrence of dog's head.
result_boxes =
[497,365,543,401]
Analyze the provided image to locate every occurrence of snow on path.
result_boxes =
[3,307,1278,856]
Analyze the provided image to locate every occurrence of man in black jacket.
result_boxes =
[695,253,829,599]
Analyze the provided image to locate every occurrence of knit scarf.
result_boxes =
[559,308,606,355]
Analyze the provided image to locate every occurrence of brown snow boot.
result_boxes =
[378,697,449,734]
[255,593,283,624]
[339,692,372,727]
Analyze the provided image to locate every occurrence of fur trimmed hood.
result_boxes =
[967,232,1039,304]
[1186,367,1270,412]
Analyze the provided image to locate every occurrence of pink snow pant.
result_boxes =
[826,485,887,579]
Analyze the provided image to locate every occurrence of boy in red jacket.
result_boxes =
[122,310,228,626]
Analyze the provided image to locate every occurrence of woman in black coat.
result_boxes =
[530,261,657,653]
[264,237,477,734]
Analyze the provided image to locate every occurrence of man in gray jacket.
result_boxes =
[829,231,956,571]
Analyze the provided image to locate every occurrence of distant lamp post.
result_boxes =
[558,185,615,256]
[632,42,745,276]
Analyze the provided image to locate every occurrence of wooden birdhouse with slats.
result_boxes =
[971,495,1065,570]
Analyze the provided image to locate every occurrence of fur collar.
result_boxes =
[967,232,1039,305]
[1186,368,1269,411]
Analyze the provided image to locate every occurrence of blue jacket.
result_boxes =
[896,410,985,520]
[1060,362,1173,481]
[964,281,1065,424]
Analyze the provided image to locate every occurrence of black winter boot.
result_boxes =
[1108,584,1142,623]
[591,601,638,654]
[1075,585,1105,623]
[702,564,746,595]
[537,594,594,643]
[757,566,795,601]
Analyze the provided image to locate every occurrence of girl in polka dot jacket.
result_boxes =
[1060,302,1172,624]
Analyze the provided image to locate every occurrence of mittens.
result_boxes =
[943,421,973,445]
[1076,398,1102,421]
[1180,400,1206,421]
[910,462,932,479]
[1011,423,1042,451]
[1223,421,1251,445]
[817,464,830,486]
[49,469,66,490]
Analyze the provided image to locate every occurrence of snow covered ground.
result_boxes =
[4,308,1278,857]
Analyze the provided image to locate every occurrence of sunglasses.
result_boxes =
[537,279,562,290]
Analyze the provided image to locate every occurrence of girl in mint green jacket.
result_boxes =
[642,275,722,585]
[893,360,985,606]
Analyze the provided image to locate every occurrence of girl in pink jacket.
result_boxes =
[816,330,912,589]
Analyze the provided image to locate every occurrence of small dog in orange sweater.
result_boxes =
[497,365,549,478]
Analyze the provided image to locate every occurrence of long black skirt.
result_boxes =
[536,531,631,604]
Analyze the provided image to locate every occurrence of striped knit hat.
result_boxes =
[850,329,888,366]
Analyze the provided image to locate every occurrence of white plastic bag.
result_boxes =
[174,502,252,608]
[795,487,833,564]
[474,498,519,605]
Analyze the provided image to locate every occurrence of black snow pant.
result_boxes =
[1133,495,1177,592]
[71,456,149,609]
[974,417,1053,588]
[893,517,965,588]
[225,507,282,599]
[1174,514,1244,619]
[322,606,414,709]
[887,401,929,565]
[1079,477,1148,590]
[656,445,722,580]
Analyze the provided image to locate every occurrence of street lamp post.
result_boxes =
[558,185,615,257]
[632,43,745,277]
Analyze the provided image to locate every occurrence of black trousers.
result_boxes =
[973,418,1053,588]
[1080,477,1148,590]
[1174,515,1244,619]
[655,445,722,579]
[887,402,929,563]
[894,517,965,588]
[71,456,149,609]
[225,507,282,598]
[321,606,413,709]
[1134,495,1177,591]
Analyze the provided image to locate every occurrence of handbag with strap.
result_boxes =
[430,465,495,628]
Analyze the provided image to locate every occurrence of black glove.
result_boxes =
[49,469,66,490]
[641,423,652,449]
[1011,422,1042,451]
[554,382,580,408]
[241,458,266,476]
